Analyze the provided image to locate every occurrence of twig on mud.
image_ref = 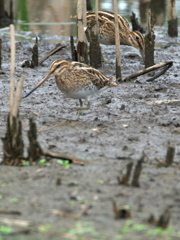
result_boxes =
[146,99,180,105]
[43,149,88,165]
[0,218,32,228]
[38,43,66,65]
[38,120,78,133]
[0,209,21,216]
[123,61,173,83]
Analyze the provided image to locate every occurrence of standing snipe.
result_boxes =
[24,59,118,118]
[85,11,145,60]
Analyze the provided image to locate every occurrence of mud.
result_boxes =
[0,28,180,239]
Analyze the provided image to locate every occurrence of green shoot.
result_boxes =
[57,159,70,169]
[0,226,13,235]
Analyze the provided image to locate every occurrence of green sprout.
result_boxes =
[38,224,52,233]
[0,182,7,188]
[79,199,87,204]
[22,161,30,166]
[120,221,133,235]
[97,179,104,184]
[57,159,70,169]
[0,226,13,235]
[70,200,76,207]
[10,198,19,203]
[132,224,147,232]
[68,222,97,236]
[38,159,50,167]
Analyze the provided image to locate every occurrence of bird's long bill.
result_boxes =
[24,72,52,98]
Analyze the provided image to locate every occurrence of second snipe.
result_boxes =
[73,11,145,61]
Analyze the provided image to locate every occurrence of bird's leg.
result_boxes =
[77,100,91,111]
[76,100,91,119]
[76,99,83,120]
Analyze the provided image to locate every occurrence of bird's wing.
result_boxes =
[77,65,118,88]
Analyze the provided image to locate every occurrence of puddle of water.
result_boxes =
[3,0,180,43]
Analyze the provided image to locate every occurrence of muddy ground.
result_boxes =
[0,27,180,239]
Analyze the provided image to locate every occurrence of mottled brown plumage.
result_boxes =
[24,59,118,118]
[86,11,145,60]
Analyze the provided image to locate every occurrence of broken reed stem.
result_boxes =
[148,208,171,229]
[118,162,133,185]
[0,38,2,69]
[70,36,77,61]
[89,0,102,68]
[32,36,38,67]
[130,12,145,34]
[131,156,143,187]
[12,75,25,117]
[165,145,175,166]
[10,24,15,116]
[2,25,25,166]
[95,0,99,36]
[10,0,13,20]
[123,61,173,83]
[43,149,87,165]
[86,0,92,11]
[2,114,24,165]
[113,0,122,82]
[145,10,155,68]
[112,199,131,219]
[28,118,43,164]
[156,208,171,229]
[167,0,178,37]
[38,43,66,65]
[77,0,88,63]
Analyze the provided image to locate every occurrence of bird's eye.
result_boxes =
[136,36,139,40]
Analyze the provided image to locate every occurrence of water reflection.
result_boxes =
[13,0,180,42]
[15,0,77,40]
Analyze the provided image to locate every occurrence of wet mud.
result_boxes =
[0,28,180,239]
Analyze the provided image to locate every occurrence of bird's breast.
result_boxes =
[55,75,99,100]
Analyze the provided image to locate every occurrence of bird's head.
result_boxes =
[49,59,69,76]
[129,31,145,62]
[23,59,68,98]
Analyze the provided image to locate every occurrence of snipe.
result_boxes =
[24,59,118,119]
[85,11,145,60]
